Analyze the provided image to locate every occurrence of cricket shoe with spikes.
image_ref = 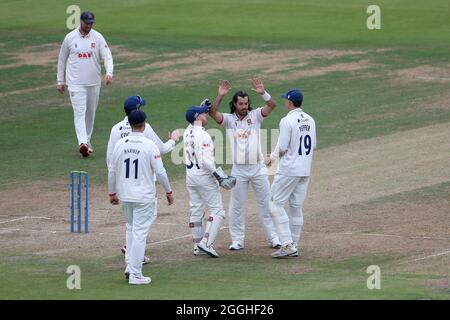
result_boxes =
[269,237,282,249]
[129,273,151,285]
[197,241,219,258]
[193,243,207,256]
[271,244,298,258]
[228,241,244,250]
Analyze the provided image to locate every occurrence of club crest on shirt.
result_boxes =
[247,118,252,125]
[91,42,96,49]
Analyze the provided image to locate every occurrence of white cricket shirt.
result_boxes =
[106,116,175,170]
[221,108,266,165]
[277,108,316,177]
[57,28,113,86]
[110,133,170,202]
[184,124,218,186]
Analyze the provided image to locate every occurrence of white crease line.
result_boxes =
[0,227,60,234]
[0,227,119,236]
[150,234,192,244]
[304,231,450,241]
[0,216,29,224]
[153,222,180,225]
[350,232,450,241]
[416,76,450,81]
[399,250,450,265]
[28,216,53,220]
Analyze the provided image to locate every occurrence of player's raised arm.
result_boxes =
[209,80,231,124]
[251,78,276,117]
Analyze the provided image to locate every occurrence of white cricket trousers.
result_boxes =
[187,182,223,243]
[271,175,310,247]
[123,200,156,276]
[68,85,101,146]
[228,164,279,246]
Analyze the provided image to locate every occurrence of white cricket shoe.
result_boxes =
[271,244,298,258]
[121,246,150,265]
[193,244,207,256]
[129,273,151,285]
[197,242,219,258]
[270,237,282,249]
[228,241,244,251]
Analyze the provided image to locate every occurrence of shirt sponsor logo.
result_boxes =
[236,130,252,138]
[78,52,92,59]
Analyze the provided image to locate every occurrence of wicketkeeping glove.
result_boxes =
[200,98,212,108]
[213,167,237,190]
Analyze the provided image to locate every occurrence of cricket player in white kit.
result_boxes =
[184,103,236,258]
[109,110,174,285]
[57,11,113,157]
[106,95,180,264]
[209,79,281,250]
[267,89,316,258]
[106,95,179,169]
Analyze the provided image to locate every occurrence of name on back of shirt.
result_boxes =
[299,124,311,132]
[123,148,140,155]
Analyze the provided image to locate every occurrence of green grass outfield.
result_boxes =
[0,0,449,299]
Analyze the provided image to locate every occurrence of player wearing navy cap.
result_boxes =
[108,109,174,284]
[107,95,180,266]
[184,101,236,257]
[266,88,316,258]
[57,11,114,157]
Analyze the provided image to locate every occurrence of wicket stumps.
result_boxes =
[70,171,89,233]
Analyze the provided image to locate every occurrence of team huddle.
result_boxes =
[57,12,316,285]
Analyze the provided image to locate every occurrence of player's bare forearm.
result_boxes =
[210,94,224,124]
[253,78,276,117]
[210,80,231,124]
[262,98,276,117]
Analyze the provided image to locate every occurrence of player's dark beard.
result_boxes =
[237,109,248,117]
[80,24,92,35]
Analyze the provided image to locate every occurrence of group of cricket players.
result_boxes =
[105,79,316,285]
[57,12,316,285]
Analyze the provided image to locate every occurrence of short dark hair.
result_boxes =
[130,122,145,130]
[229,91,252,114]
[293,100,302,108]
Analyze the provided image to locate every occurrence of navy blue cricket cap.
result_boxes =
[185,105,210,124]
[124,95,146,114]
[281,89,303,104]
[128,109,147,125]
[80,11,95,24]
